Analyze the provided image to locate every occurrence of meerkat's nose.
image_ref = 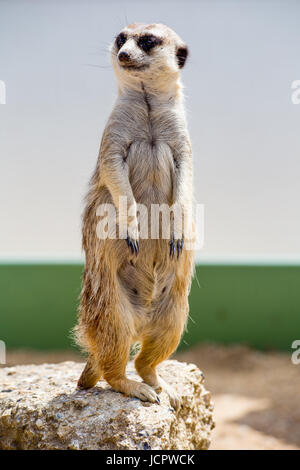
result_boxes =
[118,51,131,63]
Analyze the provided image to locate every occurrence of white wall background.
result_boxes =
[0,0,300,261]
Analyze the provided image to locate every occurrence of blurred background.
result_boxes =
[0,0,300,450]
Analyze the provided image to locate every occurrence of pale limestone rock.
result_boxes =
[0,360,214,450]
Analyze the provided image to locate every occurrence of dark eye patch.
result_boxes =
[115,33,127,50]
[138,35,163,53]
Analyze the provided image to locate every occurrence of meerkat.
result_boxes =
[75,23,194,409]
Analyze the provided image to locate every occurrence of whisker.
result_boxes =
[83,63,112,70]
[124,12,129,26]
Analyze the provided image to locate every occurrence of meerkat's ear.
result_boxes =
[176,45,189,68]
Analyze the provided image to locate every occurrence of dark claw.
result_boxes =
[169,239,175,259]
[126,236,139,256]
[126,236,133,254]
[169,237,184,259]
[156,396,160,405]
[177,238,184,258]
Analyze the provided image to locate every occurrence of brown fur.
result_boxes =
[75,23,194,408]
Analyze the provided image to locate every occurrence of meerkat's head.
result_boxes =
[111,23,188,93]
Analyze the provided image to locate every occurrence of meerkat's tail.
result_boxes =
[74,253,120,388]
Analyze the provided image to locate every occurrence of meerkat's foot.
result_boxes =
[131,381,160,403]
[136,364,181,410]
[105,376,160,404]
[153,377,181,410]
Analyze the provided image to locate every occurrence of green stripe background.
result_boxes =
[0,263,299,351]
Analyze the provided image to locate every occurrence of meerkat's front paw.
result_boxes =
[169,236,184,259]
[126,216,139,255]
[126,235,139,255]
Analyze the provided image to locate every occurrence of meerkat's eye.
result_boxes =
[138,35,162,52]
[115,33,127,50]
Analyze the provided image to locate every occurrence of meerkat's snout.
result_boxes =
[116,39,148,71]
[118,51,131,64]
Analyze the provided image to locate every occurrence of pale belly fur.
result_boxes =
[127,140,174,206]
[117,140,177,315]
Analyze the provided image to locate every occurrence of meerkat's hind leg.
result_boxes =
[135,335,183,410]
[76,338,159,404]
[77,354,102,389]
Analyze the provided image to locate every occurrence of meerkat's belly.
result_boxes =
[117,140,176,315]
[127,140,174,205]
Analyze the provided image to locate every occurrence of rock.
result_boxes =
[0,360,214,450]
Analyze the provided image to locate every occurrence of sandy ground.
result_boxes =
[178,344,300,450]
[4,344,300,450]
